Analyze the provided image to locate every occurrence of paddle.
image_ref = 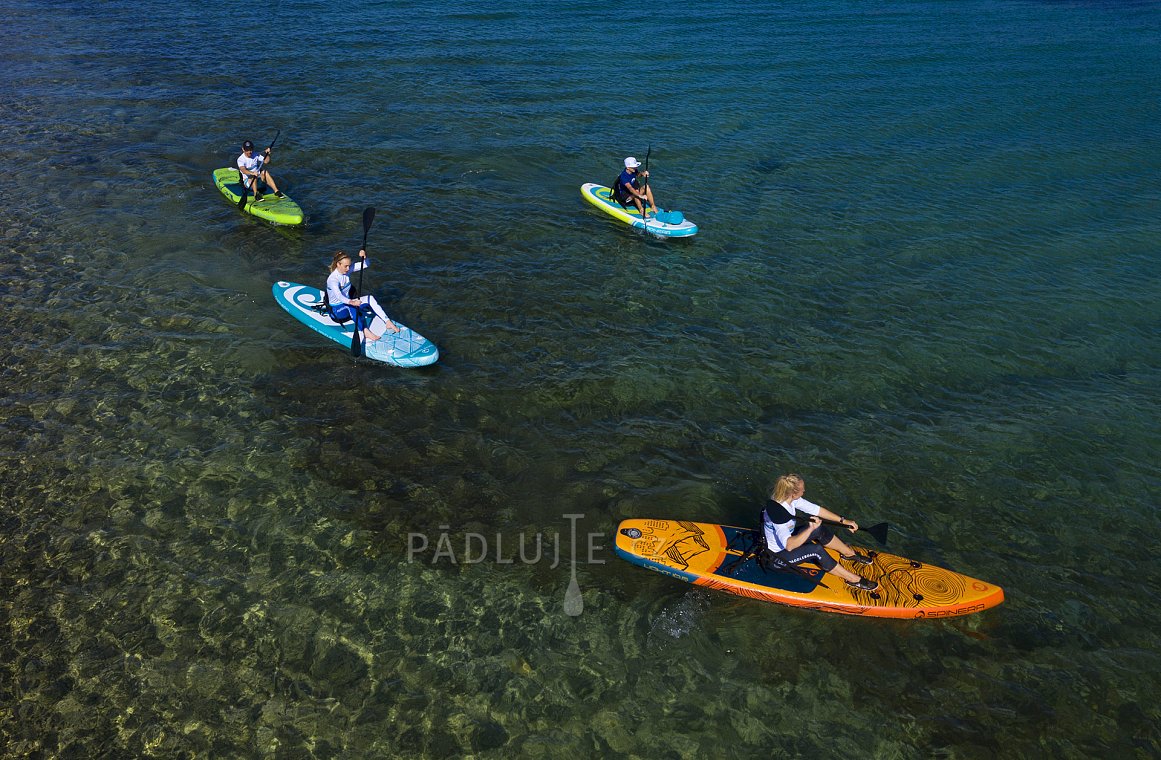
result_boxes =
[640,145,651,220]
[793,513,890,546]
[238,129,280,209]
[350,206,377,357]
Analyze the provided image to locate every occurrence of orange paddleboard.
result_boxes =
[615,519,1004,619]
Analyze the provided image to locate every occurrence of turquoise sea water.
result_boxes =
[2,0,1160,756]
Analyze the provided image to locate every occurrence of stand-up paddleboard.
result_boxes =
[272,282,439,368]
[213,168,304,226]
[581,183,698,238]
[615,518,1004,619]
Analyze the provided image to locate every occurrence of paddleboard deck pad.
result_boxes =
[214,168,304,226]
[615,518,1004,619]
[272,281,439,367]
[581,183,698,238]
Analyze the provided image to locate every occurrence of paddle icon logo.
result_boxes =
[562,514,584,616]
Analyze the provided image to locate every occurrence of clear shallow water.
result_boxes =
[2,0,1160,756]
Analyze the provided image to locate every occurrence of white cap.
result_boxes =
[624,156,641,169]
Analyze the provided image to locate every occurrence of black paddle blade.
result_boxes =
[864,522,890,547]
[351,328,362,358]
[237,179,249,209]
[362,206,376,243]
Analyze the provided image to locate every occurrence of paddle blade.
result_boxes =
[864,522,890,546]
[350,326,362,357]
[362,206,377,247]
[237,179,248,209]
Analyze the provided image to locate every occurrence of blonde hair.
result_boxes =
[771,473,803,503]
[329,250,351,272]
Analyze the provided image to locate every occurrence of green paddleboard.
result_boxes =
[212,167,304,226]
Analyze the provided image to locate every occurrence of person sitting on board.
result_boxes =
[237,139,283,202]
[325,249,400,343]
[760,473,879,592]
[612,156,657,218]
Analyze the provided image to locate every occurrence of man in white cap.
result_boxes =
[613,156,657,218]
[237,139,283,202]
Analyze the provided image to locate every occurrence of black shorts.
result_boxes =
[773,524,837,571]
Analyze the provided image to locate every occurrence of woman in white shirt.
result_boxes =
[760,473,878,591]
[325,249,399,343]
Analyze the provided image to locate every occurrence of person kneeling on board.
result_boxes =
[760,473,879,592]
[612,156,657,218]
[237,139,283,202]
[325,249,400,343]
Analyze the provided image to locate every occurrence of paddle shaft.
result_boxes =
[641,145,651,218]
[793,514,890,546]
[350,207,377,357]
[357,206,375,295]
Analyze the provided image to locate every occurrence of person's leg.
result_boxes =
[242,173,262,200]
[777,545,855,582]
[789,528,876,588]
[260,169,280,195]
[820,533,873,566]
[328,303,356,325]
[360,295,399,334]
[356,306,380,342]
[821,533,855,558]
[644,185,657,215]
[827,563,863,584]
[352,305,367,336]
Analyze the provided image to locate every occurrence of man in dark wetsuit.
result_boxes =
[613,156,657,218]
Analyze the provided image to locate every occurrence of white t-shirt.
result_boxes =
[762,497,822,552]
[237,151,265,179]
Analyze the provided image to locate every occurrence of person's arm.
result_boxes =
[785,516,821,549]
[816,506,859,532]
[350,249,368,274]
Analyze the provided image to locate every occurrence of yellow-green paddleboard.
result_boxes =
[212,167,304,226]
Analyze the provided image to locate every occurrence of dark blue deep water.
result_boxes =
[2,0,1160,756]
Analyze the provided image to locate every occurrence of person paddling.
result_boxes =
[325,249,400,344]
[237,139,283,202]
[612,156,657,218]
[760,473,879,592]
